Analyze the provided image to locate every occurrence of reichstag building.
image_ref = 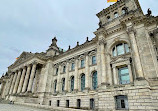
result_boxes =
[0,0,158,110]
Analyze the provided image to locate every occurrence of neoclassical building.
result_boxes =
[1,0,158,110]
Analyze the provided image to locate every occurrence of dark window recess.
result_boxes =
[77,99,81,109]
[66,100,69,108]
[90,98,95,110]
[49,100,51,106]
[57,100,60,107]
[115,95,128,110]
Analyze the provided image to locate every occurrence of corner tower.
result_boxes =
[46,37,60,56]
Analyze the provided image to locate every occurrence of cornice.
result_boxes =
[52,38,97,60]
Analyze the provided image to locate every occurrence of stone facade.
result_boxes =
[0,0,158,110]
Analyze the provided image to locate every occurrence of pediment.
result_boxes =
[10,52,34,68]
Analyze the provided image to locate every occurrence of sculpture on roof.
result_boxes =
[147,8,152,16]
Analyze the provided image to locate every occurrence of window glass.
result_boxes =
[81,60,85,68]
[63,66,66,73]
[122,9,125,14]
[92,71,97,90]
[81,74,85,91]
[115,95,128,109]
[56,68,58,75]
[114,12,118,18]
[113,47,116,56]
[54,80,57,93]
[125,43,129,53]
[92,56,96,64]
[117,44,125,55]
[57,100,60,107]
[112,43,130,57]
[71,76,74,91]
[118,67,130,84]
[62,78,65,92]
[90,99,95,110]
[71,63,75,70]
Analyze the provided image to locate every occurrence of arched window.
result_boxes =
[70,76,74,92]
[62,78,65,92]
[92,71,97,90]
[81,74,85,91]
[122,9,126,14]
[114,12,119,18]
[107,16,111,22]
[54,80,57,93]
[112,43,129,56]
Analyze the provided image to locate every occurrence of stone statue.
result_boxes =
[147,8,152,16]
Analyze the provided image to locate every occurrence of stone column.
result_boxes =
[112,66,118,85]
[8,74,14,95]
[27,62,37,92]
[17,67,26,93]
[128,64,133,83]
[127,26,144,79]
[107,54,113,85]
[97,43,102,86]
[65,61,69,92]
[13,69,22,94]
[85,53,90,90]
[10,72,18,94]
[74,57,79,91]
[100,40,107,84]
[22,65,31,93]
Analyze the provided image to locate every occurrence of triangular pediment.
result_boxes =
[10,52,34,68]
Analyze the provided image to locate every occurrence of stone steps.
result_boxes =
[16,102,92,111]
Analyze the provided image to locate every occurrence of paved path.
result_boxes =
[0,104,51,111]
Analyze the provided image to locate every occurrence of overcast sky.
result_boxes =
[0,0,158,76]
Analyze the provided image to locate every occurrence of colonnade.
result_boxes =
[8,62,38,95]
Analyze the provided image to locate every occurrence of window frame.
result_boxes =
[71,62,75,71]
[112,43,130,57]
[70,76,74,92]
[63,66,66,73]
[118,66,130,85]
[92,71,98,90]
[115,95,128,110]
[81,59,85,68]
[92,56,96,65]
[54,80,57,93]
[62,78,65,92]
[114,12,119,18]
[81,74,85,91]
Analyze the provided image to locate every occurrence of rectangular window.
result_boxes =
[71,63,75,70]
[115,95,128,110]
[90,98,95,110]
[57,100,60,107]
[92,56,96,65]
[49,100,51,106]
[81,60,85,68]
[56,68,58,75]
[118,67,130,84]
[63,66,66,73]
[77,99,81,109]
[66,100,69,108]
